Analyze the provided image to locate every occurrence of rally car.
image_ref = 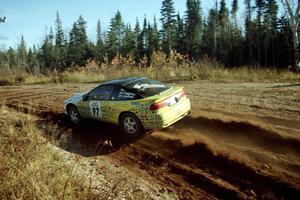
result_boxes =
[64,77,191,138]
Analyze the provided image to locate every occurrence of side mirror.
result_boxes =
[82,94,89,101]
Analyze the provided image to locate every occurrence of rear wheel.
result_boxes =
[67,105,81,125]
[120,113,143,138]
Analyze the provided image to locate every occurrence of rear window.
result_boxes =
[124,79,170,97]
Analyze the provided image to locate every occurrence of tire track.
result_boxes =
[172,116,300,155]
[2,83,300,199]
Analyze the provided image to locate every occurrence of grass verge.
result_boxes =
[0,105,99,199]
[0,104,172,199]
[0,53,299,86]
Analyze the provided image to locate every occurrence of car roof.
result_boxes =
[100,77,146,87]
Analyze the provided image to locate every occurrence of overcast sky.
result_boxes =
[0,0,283,50]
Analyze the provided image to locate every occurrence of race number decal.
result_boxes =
[89,101,102,118]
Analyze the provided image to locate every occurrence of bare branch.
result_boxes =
[280,0,300,65]
[296,0,300,23]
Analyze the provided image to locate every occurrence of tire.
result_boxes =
[67,105,81,125]
[120,113,143,139]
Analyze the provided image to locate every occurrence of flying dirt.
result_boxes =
[0,81,299,199]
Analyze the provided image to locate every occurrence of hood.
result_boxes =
[64,92,85,104]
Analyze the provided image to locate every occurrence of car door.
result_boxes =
[105,87,141,123]
[86,85,115,121]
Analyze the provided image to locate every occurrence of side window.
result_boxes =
[111,87,138,101]
[88,86,115,101]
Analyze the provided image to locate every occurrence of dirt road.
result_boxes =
[0,81,299,199]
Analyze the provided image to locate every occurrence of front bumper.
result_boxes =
[63,103,68,114]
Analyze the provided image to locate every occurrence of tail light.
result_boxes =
[149,101,168,110]
[149,90,187,111]
[178,91,187,99]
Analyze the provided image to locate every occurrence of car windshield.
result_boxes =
[124,78,170,97]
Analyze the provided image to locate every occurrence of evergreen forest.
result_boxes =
[0,0,299,73]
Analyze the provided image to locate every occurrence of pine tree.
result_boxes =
[54,12,66,69]
[280,0,300,66]
[55,12,64,47]
[106,17,118,62]
[146,21,160,63]
[277,15,294,66]
[185,0,203,59]
[48,27,56,68]
[134,18,144,62]
[264,0,278,66]
[17,35,27,69]
[0,51,6,69]
[106,11,124,62]
[244,0,255,64]
[68,22,80,66]
[49,27,54,46]
[27,48,36,71]
[160,0,176,55]
[205,6,219,58]
[67,16,90,66]
[1,0,298,71]
[30,44,40,71]
[96,20,104,64]
[255,0,266,66]
[152,16,160,52]
[79,15,94,62]
[218,0,230,64]
[140,16,148,59]
[7,47,16,69]
[145,23,154,64]
[40,33,54,69]
[219,0,229,27]
[230,0,243,66]
[266,0,278,35]
[121,23,135,57]
[231,0,238,28]
[176,13,185,54]
[77,16,89,46]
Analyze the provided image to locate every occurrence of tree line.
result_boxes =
[0,0,298,73]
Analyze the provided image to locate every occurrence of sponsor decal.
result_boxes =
[131,102,140,106]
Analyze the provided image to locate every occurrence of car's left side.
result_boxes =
[64,83,146,138]
[64,78,191,139]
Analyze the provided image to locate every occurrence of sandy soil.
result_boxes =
[0,81,299,199]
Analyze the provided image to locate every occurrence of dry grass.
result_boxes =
[0,105,99,199]
[0,52,299,86]
[197,65,300,82]
[0,104,164,199]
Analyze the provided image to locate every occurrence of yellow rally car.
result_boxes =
[64,77,191,138]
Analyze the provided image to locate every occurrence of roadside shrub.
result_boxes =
[15,74,26,83]
[1,52,300,85]
[0,79,10,86]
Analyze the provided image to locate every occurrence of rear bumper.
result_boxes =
[142,98,191,129]
[162,110,190,128]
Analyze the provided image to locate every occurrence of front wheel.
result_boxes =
[67,106,81,125]
[120,113,143,139]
